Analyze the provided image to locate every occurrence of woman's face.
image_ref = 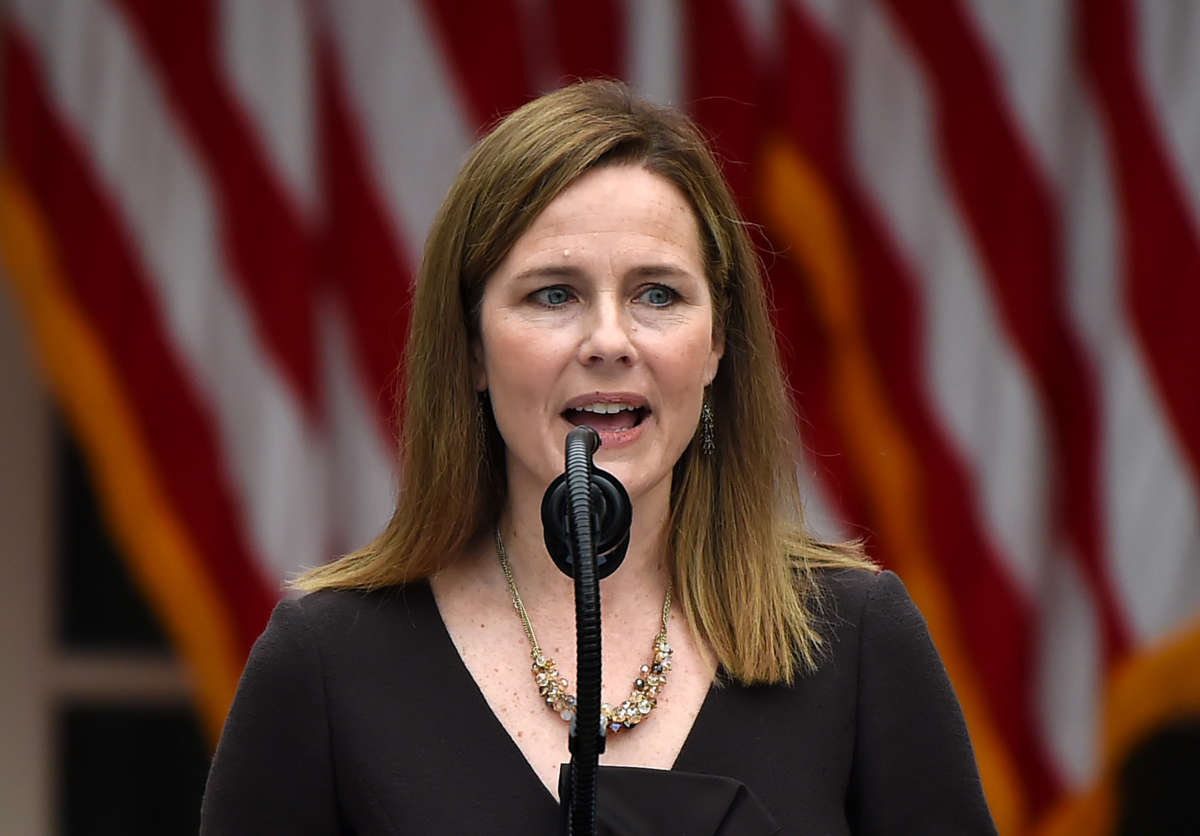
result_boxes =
[474,164,723,509]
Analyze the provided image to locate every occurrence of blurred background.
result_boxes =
[1,0,1197,833]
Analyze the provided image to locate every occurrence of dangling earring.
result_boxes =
[701,398,715,456]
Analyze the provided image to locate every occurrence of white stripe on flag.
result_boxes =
[734,0,778,58]
[323,0,476,269]
[962,0,1075,187]
[218,0,397,566]
[1057,38,1200,648]
[843,0,1049,594]
[1136,2,1200,230]
[1034,554,1103,788]
[218,0,318,217]
[10,0,330,583]
[626,0,683,106]
[965,0,1200,648]
[317,297,398,557]
[791,0,845,39]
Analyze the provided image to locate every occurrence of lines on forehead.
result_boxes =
[508,263,697,284]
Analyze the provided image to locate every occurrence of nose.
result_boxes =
[577,294,636,367]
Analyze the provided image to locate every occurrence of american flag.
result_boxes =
[3,1,1197,832]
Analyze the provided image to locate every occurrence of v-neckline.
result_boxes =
[415,579,722,808]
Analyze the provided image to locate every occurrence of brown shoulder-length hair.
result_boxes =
[294,80,874,682]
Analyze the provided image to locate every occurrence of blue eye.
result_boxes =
[638,285,676,307]
[533,286,573,306]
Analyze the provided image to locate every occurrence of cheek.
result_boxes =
[667,332,721,386]
[479,317,568,411]
[481,314,531,376]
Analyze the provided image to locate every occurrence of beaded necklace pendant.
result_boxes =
[531,638,673,732]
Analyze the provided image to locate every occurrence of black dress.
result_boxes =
[200,569,996,834]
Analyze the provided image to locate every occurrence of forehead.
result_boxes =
[510,165,703,260]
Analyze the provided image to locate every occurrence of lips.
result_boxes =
[562,394,651,435]
[564,406,646,431]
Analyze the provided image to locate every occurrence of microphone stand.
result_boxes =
[541,427,631,836]
[563,428,602,836]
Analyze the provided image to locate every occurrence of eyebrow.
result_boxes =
[510,263,695,283]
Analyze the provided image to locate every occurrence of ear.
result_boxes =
[705,329,724,386]
[470,337,488,392]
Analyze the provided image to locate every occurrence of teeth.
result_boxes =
[576,403,638,414]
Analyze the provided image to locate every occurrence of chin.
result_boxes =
[595,458,669,504]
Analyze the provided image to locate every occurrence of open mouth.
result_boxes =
[563,404,650,433]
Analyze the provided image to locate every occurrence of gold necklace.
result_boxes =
[495,529,673,733]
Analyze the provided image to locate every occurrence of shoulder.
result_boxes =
[250,582,438,668]
[805,567,964,707]
[806,568,951,702]
[805,570,995,832]
[287,581,435,630]
[813,569,996,831]
[810,567,919,641]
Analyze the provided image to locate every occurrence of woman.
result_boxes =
[201,80,995,834]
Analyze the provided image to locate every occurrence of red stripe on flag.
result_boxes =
[775,9,839,174]
[547,0,625,81]
[688,0,877,566]
[1079,0,1200,487]
[3,29,274,654]
[770,255,875,537]
[684,0,766,204]
[780,6,1062,814]
[112,0,318,409]
[316,34,413,440]
[881,0,1132,664]
[851,194,1062,812]
[419,0,533,129]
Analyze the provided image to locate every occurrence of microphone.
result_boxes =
[540,426,632,580]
